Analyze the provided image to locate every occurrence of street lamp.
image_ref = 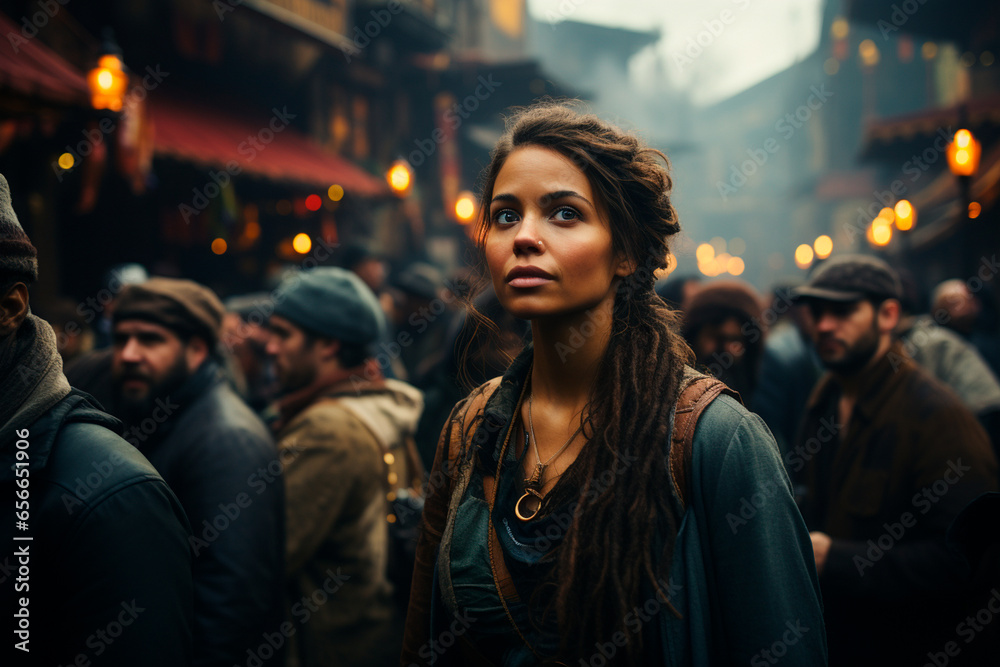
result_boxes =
[387,159,412,196]
[87,32,128,112]
[946,128,981,219]
[454,190,476,223]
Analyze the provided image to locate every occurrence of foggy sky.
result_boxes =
[528,0,825,105]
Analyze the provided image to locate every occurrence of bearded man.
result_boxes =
[791,255,998,666]
[109,278,284,667]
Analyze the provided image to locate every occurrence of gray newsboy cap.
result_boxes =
[793,254,901,303]
[272,267,386,345]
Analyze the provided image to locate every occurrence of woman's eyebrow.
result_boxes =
[543,190,594,208]
[490,193,519,205]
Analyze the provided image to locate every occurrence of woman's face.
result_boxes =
[484,146,629,321]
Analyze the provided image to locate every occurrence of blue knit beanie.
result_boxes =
[272,267,385,345]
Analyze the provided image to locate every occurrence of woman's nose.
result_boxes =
[512,215,544,254]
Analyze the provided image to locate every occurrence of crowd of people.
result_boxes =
[1,101,999,667]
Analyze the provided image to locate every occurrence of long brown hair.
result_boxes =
[473,102,694,663]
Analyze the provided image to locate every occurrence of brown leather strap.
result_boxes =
[669,371,742,511]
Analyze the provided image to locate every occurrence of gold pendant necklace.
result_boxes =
[514,394,582,522]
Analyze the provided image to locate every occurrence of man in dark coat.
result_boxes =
[0,173,193,666]
[101,277,285,667]
[792,254,998,666]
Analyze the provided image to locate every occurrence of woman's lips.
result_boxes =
[508,276,553,288]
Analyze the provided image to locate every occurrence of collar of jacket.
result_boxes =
[0,390,122,481]
[807,340,912,420]
[272,358,385,432]
[473,344,534,472]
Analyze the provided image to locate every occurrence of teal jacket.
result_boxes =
[401,348,827,666]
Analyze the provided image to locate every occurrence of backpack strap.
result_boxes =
[669,368,742,511]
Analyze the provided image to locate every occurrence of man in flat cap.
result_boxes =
[109,277,285,667]
[266,267,423,667]
[0,174,193,666]
[791,254,998,666]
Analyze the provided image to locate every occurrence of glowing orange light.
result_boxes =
[292,233,312,254]
[58,153,75,170]
[727,256,745,276]
[245,221,261,241]
[795,244,814,269]
[696,243,715,263]
[870,219,892,246]
[87,54,128,112]
[455,191,476,223]
[947,129,981,177]
[387,160,412,195]
[894,200,915,231]
[211,238,228,255]
[305,194,322,211]
[813,235,833,259]
[968,202,982,219]
[327,184,344,201]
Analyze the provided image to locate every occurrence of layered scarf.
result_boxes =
[0,314,71,447]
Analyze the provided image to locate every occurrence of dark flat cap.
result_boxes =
[793,254,901,303]
[114,277,225,346]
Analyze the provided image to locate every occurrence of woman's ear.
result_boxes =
[614,254,636,278]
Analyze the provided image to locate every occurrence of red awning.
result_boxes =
[0,11,89,106]
[148,93,388,197]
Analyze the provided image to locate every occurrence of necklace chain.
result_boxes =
[526,393,582,488]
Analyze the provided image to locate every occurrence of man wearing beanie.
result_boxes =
[791,254,998,666]
[0,174,194,666]
[108,277,285,667]
[266,267,423,667]
[681,279,766,404]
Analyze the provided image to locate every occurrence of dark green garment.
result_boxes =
[432,349,827,665]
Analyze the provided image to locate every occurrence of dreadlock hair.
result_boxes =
[470,101,695,664]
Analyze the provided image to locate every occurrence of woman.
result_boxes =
[401,103,826,666]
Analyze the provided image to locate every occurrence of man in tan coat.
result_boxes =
[266,267,422,667]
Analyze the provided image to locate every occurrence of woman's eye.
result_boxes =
[494,209,519,225]
[554,207,579,221]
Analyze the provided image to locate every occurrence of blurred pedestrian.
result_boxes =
[681,279,766,403]
[388,262,455,385]
[931,278,1000,377]
[0,174,193,666]
[791,254,998,666]
[654,272,700,310]
[402,103,826,666]
[108,277,285,667]
[752,284,822,456]
[266,267,423,667]
[222,292,279,412]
